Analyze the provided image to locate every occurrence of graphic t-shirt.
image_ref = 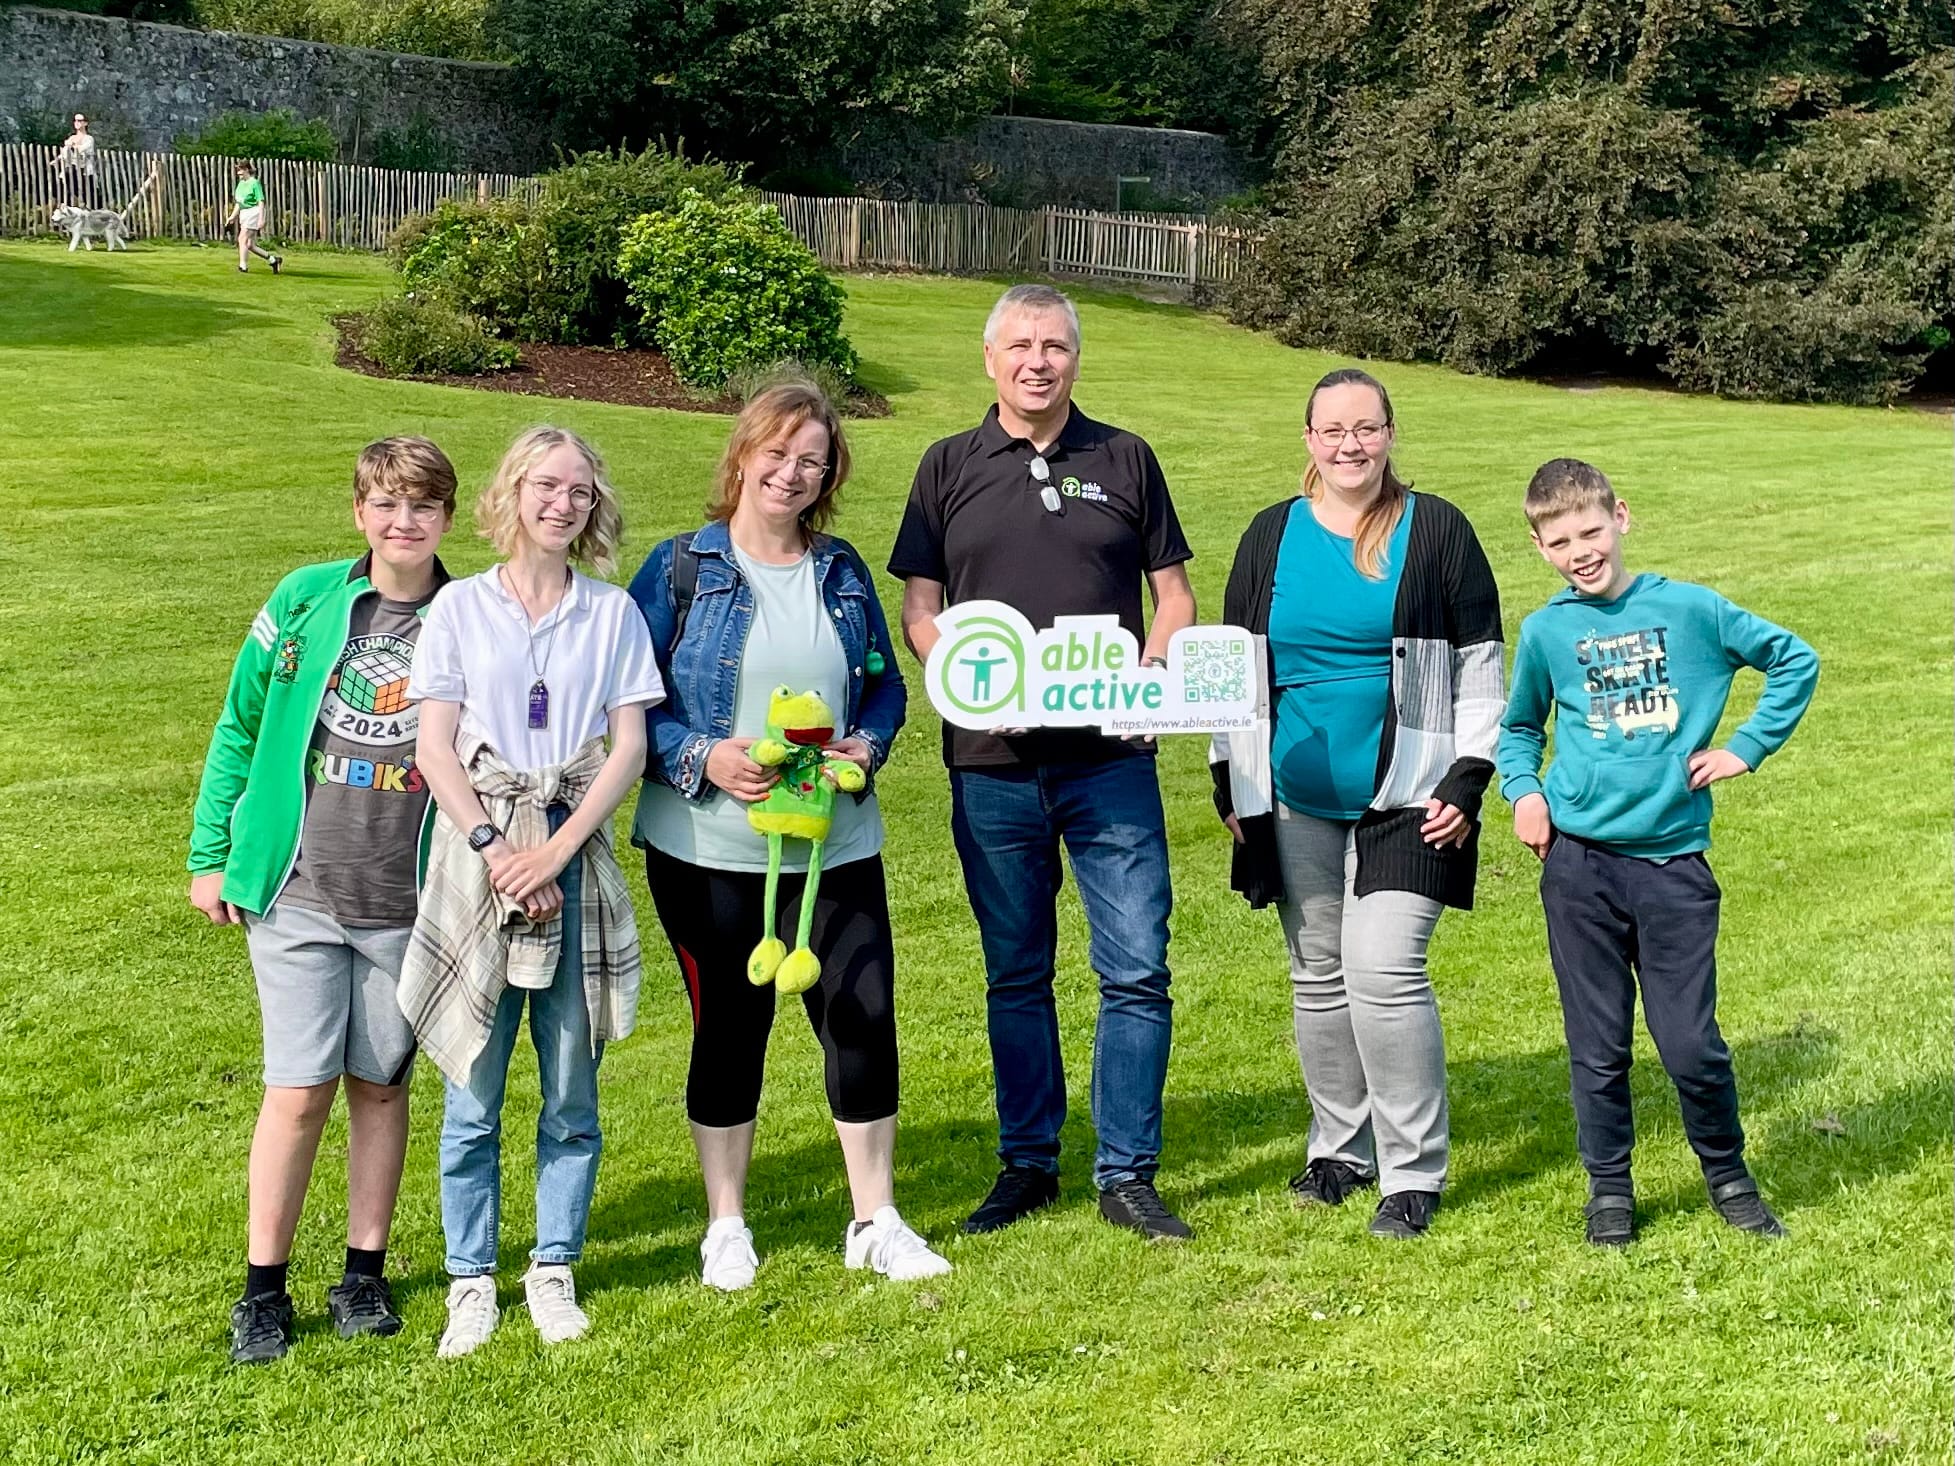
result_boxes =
[234,177,265,210]
[279,593,434,926]
[637,545,884,873]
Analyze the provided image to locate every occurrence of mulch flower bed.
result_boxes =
[332,315,890,418]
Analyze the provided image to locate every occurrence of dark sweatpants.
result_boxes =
[1539,835,1748,1197]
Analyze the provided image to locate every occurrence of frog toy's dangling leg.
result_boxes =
[746,833,788,985]
[772,839,824,996]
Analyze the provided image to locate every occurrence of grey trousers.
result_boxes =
[1274,804,1448,1194]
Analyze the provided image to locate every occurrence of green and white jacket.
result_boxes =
[187,553,450,916]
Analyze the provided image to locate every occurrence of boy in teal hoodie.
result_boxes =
[1496,459,1817,1247]
[188,438,455,1361]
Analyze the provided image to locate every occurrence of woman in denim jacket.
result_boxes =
[627,379,950,1291]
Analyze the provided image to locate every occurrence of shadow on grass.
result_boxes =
[0,251,272,350]
[389,1017,1947,1299]
[852,356,921,400]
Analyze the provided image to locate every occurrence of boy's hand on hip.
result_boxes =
[1512,793,1553,861]
[1688,748,1750,789]
[188,872,242,925]
[1421,799,1471,848]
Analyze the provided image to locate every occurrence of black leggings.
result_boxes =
[645,846,899,1127]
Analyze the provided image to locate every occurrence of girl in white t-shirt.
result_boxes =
[403,425,663,1358]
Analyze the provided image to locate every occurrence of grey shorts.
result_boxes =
[244,901,417,1088]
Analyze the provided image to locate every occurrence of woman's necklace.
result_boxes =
[504,565,570,730]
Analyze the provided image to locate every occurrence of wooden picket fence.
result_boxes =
[757,191,1249,287]
[0,145,538,249]
[1,144,1249,287]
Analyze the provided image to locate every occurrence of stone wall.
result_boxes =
[833,115,1248,211]
[0,5,542,172]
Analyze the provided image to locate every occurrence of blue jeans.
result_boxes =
[949,758,1174,1189]
[439,809,604,1275]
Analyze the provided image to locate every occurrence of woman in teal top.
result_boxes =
[1213,367,1505,1241]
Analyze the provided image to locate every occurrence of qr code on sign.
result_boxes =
[1181,639,1248,704]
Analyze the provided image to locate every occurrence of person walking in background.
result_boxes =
[890,283,1200,1242]
[628,379,948,1291]
[50,112,98,207]
[398,426,664,1357]
[1210,367,1504,1241]
[187,437,458,1364]
[225,161,282,275]
[1497,458,1818,1247]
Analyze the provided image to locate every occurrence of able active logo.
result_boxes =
[924,601,1261,736]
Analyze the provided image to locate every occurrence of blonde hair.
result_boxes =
[1301,367,1410,580]
[707,378,852,539]
[476,425,624,574]
[1524,458,1618,530]
[353,435,458,510]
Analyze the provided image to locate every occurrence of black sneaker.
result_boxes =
[1368,1190,1440,1239]
[1584,1193,1636,1247]
[229,1290,295,1364]
[269,255,283,274]
[963,1166,1060,1234]
[1288,1158,1376,1208]
[1710,1176,1788,1238]
[1098,1179,1194,1242]
[327,1273,404,1338]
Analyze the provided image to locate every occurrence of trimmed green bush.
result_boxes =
[357,296,517,377]
[723,357,855,408]
[617,195,856,389]
[391,145,745,347]
[175,109,337,163]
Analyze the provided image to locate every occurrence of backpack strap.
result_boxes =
[669,531,699,651]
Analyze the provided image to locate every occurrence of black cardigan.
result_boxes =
[1211,493,1504,911]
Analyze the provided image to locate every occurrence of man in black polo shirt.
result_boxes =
[889,283,1198,1241]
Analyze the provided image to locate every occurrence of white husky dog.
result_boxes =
[52,202,132,252]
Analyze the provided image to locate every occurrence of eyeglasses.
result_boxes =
[1308,421,1391,448]
[527,481,597,511]
[1029,455,1060,514]
[365,496,446,521]
[758,446,828,481]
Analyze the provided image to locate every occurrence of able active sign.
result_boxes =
[924,600,1261,736]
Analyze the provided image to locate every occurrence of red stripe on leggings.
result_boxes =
[676,944,701,1027]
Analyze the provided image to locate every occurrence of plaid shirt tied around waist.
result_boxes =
[399,733,643,1086]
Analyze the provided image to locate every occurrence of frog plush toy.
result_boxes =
[746,686,867,995]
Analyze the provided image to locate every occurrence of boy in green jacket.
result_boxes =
[188,437,456,1362]
[1496,459,1818,1249]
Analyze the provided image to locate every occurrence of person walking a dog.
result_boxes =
[50,112,98,207]
[224,161,282,275]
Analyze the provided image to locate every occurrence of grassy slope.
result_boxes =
[0,240,1947,1465]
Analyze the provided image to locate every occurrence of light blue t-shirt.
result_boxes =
[636,545,884,872]
[1268,495,1415,820]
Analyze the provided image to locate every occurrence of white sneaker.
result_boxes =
[700,1216,759,1291]
[436,1275,498,1358]
[523,1263,590,1344]
[845,1205,953,1281]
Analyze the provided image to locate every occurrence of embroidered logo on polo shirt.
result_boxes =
[1059,476,1108,503]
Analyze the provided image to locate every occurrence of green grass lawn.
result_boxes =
[0,239,1948,1465]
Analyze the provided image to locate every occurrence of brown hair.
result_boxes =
[353,436,458,510]
[707,378,852,537]
[1524,458,1618,530]
[1301,367,1410,580]
[476,425,625,574]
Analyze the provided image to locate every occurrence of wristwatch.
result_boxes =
[467,822,501,852]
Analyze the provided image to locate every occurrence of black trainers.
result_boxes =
[1288,1158,1376,1208]
[229,1290,295,1364]
[1368,1190,1440,1239]
[962,1166,1060,1234]
[1710,1176,1788,1238]
[1584,1193,1636,1247]
[327,1273,404,1338]
[1098,1179,1193,1242]
[269,255,283,274]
